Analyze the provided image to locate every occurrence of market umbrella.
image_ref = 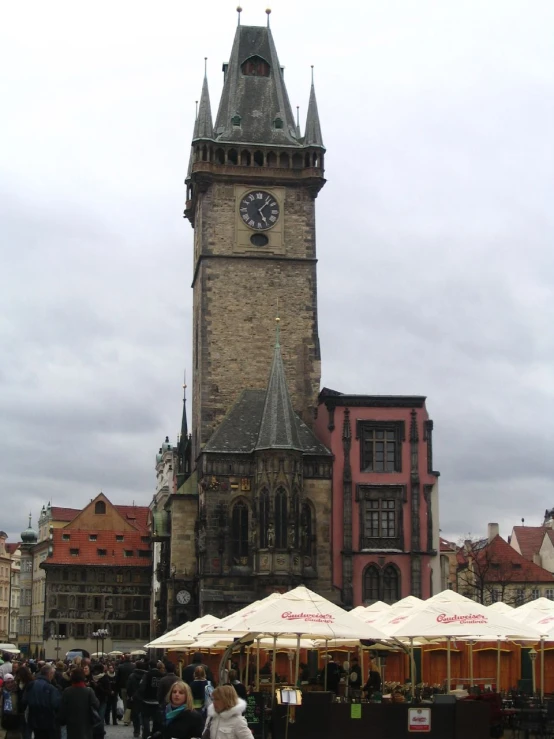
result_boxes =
[381,597,540,691]
[204,586,388,695]
[108,650,124,657]
[145,615,220,648]
[509,598,554,699]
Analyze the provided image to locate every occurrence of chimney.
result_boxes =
[488,523,500,542]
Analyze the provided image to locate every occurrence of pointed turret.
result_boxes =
[256,320,303,451]
[214,25,299,146]
[193,67,214,141]
[304,73,324,147]
[176,373,191,483]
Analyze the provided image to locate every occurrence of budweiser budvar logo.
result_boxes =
[538,616,554,625]
[390,615,409,625]
[436,613,488,625]
[281,611,335,623]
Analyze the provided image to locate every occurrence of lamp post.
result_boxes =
[51,634,66,658]
[529,647,538,696]
[92,630,100,656]
[98,628,109,655]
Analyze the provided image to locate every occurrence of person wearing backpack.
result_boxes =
[190,666,213,714]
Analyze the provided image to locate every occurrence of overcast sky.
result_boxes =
[2,0,553,546]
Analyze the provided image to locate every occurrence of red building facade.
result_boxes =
[315,389,440,607]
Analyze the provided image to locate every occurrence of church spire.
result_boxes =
[180,372,188,439]
[304,68,324,147]
[214,23,299,146]
[193,61,214,141]
[256,319,302,451]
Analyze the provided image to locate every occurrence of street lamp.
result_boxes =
[98,628,109,655]
[51,634,66,658]
[529,648,538,695]
[91,630,100,656]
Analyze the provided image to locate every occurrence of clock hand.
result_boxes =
[258,209,268,225]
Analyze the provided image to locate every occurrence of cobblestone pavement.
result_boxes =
[104,723,135,739]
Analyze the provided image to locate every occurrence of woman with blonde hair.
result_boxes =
[159,681,203,739]
[205,685,251,739]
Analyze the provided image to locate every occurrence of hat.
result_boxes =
[3,674,14,681]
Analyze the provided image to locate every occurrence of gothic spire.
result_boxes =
[256,319,303,451]
[214,24,299,146]
[180,372,188,439]
[193,62,214,141]
[304,70,324,147]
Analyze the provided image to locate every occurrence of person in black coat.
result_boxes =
[227,670,247,700]
[182,653,214,687]
[59,668,100,739]
[126,661,147,739]
[158,681,203,739]
[22,664,62,739]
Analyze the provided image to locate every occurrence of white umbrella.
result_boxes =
[487,602,514,614]
[508,599,554,700]
[146,615,220,648]
[382,597,540,691]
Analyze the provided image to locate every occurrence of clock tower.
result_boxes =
[185,18,326,460]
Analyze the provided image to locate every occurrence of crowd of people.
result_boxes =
[0,650,250,739]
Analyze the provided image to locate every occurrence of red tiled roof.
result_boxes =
[114,506,150,534]
[51,507,80,522]
[5,543,20,554]
[440,537,457,552]
[45,529,152,567]
[511,526,547,561]
[475,535,554,583]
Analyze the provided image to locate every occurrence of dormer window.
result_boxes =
[241,56,270,77]
[274,117,283,129]
[231,114,241,127]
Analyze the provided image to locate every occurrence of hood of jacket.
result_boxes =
[208,698,246,720]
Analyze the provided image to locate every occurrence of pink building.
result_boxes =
[316,389,440,607]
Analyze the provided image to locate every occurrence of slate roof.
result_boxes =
[511,526,547,561]
[204,389,330,457]
[214,25,300,146]
[193,73,214,140]
[304,82,323,147]
[45,529,151,567]
[255,336,302,451]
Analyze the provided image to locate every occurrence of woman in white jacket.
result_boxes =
[206,686,252,739]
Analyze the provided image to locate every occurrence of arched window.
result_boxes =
[201,145,208,161]
[241,56,270,77]
[228,149,238,165]
[363,565,380,603]
[240,150,251,166]
[94,501,106,515]
[279,152,289,168]
[231,501,249,561]
[304,152,311,168]
[253,150,264,167]
[292,153,303,169]
[275,488,287,549]
[259,490,270,548]
[267,151,277,167]
[383,565,400,603]
[215,148,225,165]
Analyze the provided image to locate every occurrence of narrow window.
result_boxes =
[383,565,400,603]
[363,565,380,603]
[95,501,106,515]
[275,488,288,549]
[259,490,269,548]
[231,501,249,561]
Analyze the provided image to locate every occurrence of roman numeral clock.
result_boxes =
[235,186,285,251]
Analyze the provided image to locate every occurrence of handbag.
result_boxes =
[201,717,212,739]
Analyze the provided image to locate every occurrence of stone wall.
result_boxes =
[192,181,321,458]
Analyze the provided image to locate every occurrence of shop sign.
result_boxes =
[408,707,431,733]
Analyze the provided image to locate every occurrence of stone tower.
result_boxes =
[185,21,326,460]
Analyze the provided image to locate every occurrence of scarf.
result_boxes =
[165,703,187,724]
[72,682,86,688]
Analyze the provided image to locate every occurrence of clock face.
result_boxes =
[176,589,191,605]
[239,190,280,231]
